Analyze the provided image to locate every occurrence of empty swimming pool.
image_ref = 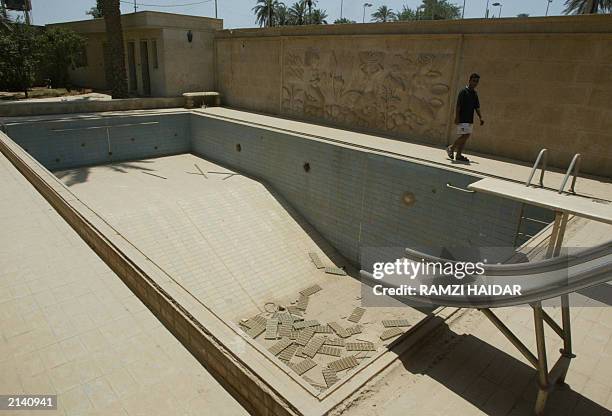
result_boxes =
[0,108,552,415]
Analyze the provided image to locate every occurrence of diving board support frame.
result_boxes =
[481,209,574,416]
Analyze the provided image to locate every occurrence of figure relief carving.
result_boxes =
[282,43,453,141]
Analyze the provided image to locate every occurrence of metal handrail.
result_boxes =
[558,153,581,194]
[526,148,548,187]
[446,183,475,193]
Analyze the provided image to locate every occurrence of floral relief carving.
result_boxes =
[282,44,454,141]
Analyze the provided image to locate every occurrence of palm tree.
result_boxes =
[87,0,104,18]
[418,0,461,20]
[101,0,128,98]
[288,1,307,24]
[334,17,356,23]
[563,0,612,13]
[371,5,396,22]
[253,0,282,27]
[276,3,290,25]
[396,5,417,20]
[310,8,328,24]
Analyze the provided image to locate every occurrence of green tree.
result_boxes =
[371,5,396,22]
[276,3,290,25]
[102,0,128,98]
[39,28,87,89]
[417,0,461,20]
[310,8,328,24]
[396,5,417,20]
[0,21,41,97]
[253,0,283,27]
[87,0,104,18]
[334,17,356,23]
[288,1,307,24]
[563,0,612,13]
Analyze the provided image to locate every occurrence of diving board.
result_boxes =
[468,177,612,225]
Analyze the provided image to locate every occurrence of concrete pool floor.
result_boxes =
[54,153,430,391]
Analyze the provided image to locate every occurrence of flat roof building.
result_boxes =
[48,11,222,97]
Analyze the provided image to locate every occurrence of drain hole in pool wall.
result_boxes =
[55,158,60,163]
[236,144,242,152]
[402,192,416,206]
[81,143,85,147]
[154,146,158,150]
[303,162,311,173]
[131,137,135,142]
[108,151,113,156]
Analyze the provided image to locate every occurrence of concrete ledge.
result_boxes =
[0,132,297,416]
[0,97,186,117]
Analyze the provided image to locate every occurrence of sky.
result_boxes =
[11,0,568,28]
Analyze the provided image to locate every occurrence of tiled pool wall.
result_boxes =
[5,112,544,265]
[190,116,529,264]
[5,113,191,171]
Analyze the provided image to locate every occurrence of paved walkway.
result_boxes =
[0,151,247,415]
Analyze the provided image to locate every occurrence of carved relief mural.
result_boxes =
[281,41,455,142]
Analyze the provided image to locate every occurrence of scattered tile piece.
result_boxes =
[346,342,376,351]
[290,330,300,340]
[328,322,350,338]
[299,285,322,297]
[293,320,319,330]
[380,327,404,340]
[324,337,346,347]
[347,307,366,323]
[265,318,279,339]
[308,252,325,269]
[302,375,327,392]
[346,325,362,336]
[278,343,299,363]
[303,336,326,358]
[318,345,342,357]
[296,327,316,346]
[382,319,411,328]
[295,346,306,358]
[277,312,294,325]
[246,323,265,339]
[322,367,339,388]
[296,294,309,311]
[328,356,359,372]
[314,324,332,334]
[268,338,293,356]
[278,323,292,338]
[325,267,347,276]
[353,351,374,360]
[291,357,317,375]
[243,315,266,329]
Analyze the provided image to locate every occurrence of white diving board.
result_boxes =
[468,177,612,225]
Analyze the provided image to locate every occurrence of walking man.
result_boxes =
[446,73,484,163]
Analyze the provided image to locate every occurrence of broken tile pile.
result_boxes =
[239,271,414,392]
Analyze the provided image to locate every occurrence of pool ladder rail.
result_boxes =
[525,148,582,194]
[515,149,582,247]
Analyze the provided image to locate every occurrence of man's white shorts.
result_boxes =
[456,123,473,135]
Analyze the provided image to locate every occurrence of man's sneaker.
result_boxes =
[455,155,470,163]
[446,146,454,160]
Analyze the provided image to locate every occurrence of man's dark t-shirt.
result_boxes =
[457,87,480,124]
